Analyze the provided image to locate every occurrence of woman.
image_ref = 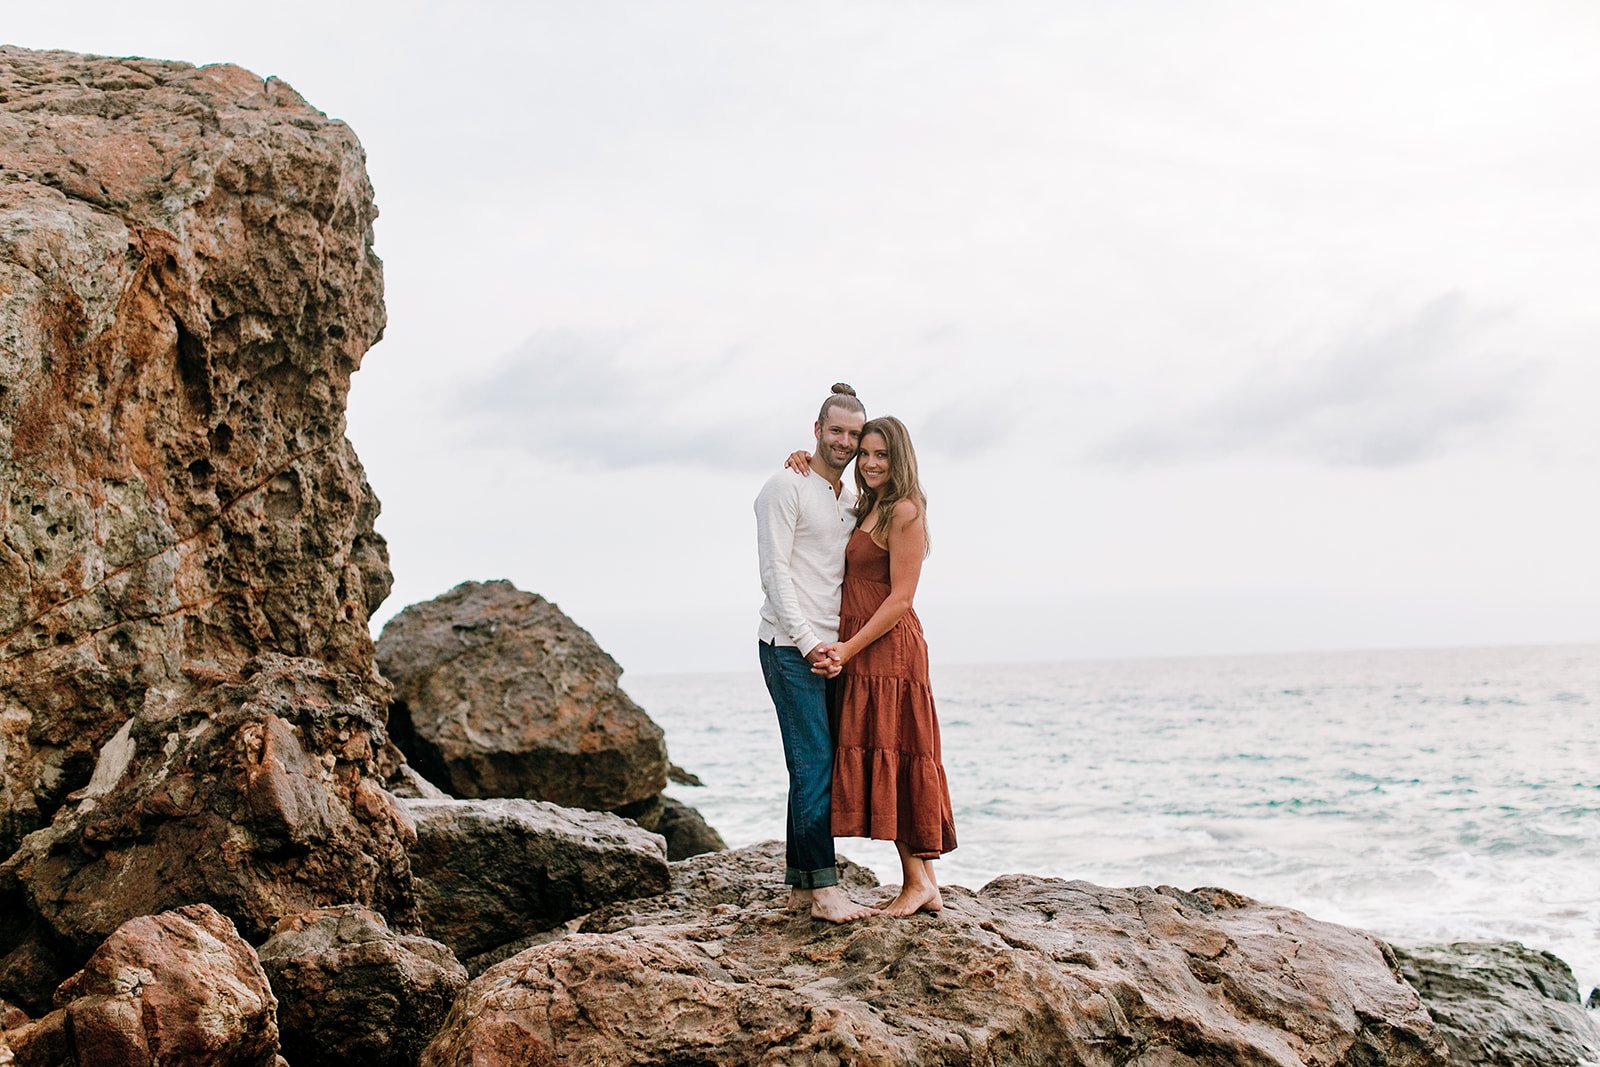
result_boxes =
[789,416,957,916]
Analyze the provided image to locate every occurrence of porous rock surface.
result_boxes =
[6,904,278,1067]
[0,46,413,1009]
[0,654,418,1012]
[258,904,467,1067]
[422,842,1448,1067]
[376,580,668,810]
[403,796,670,961]
[1395,940,1600,1066]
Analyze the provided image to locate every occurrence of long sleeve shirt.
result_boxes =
[755,468,856,656]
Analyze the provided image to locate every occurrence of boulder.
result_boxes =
[422,843,1446,1066]
[403,797,669,961]
[658,795,727,861]
[0,47,415,1009]
[258,904,467,1067]
[1395,940,1600,1066]
[668,763,705,787]
[0,45,391,858]
[376,580,667,810]
[7,904,278,1067]
[0,656,417,1012]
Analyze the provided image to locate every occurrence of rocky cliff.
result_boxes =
[0,45,410,1009]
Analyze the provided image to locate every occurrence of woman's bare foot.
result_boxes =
[785,888,814,913]
[809,886,879,923]
[882,883,943,917]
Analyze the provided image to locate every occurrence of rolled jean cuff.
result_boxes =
[785,865,839,889]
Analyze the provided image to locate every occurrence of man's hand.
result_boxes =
[806,643,844,678]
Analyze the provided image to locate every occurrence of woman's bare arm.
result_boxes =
[830,500,924,664]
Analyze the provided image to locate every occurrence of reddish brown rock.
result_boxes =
[423,842,1447,1067]
[258,905,466,1067]
[376,581,667,811]
[0,656,417,1011]
[0,998,25,1067]
[0,45,390,857]
[7,904,278,1067]
[0,47,414,1009]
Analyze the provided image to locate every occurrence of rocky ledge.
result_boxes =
[423,842,1600,1065]
[421,842,1447,1065]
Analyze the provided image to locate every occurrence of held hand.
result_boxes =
[784,450,814,476]
[808,642,850,677]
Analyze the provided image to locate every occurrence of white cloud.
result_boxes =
[1093,295,1540,467]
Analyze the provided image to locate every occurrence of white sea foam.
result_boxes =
[627,642,1600,997]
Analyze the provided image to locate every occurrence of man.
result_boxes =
[755,383,877,923]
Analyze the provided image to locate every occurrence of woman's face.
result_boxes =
[857,432,891,491]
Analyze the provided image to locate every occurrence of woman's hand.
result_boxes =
[784,450,813,476]
[809,641,855,676]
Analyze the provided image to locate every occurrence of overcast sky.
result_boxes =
[10,2,1598,674]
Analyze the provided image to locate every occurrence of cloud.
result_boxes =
[449,327,1031,473]
[448,331,779,471]
[1092,295,1540,467]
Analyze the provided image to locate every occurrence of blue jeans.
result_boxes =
[759,640,839,888]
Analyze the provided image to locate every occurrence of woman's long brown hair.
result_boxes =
[853,416,930,557]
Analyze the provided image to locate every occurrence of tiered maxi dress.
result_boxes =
[830,526,957,859]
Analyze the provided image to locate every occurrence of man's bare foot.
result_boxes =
[882,883,943,917]
[809,886,878,923]
[785,888,814,913]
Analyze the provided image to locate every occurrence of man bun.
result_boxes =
[818,383,866,424]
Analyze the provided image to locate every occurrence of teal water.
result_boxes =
[625,643,1600,997]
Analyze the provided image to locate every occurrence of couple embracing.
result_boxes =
[755,383,957,923]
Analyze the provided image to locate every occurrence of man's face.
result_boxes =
[814,409,866,471]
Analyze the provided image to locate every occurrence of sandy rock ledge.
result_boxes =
[422,842,1448,1067]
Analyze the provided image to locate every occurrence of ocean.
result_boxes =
[623,642,1600,998]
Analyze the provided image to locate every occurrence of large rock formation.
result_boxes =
[403,797,669,962]
[0,46,412,1008]
[422,842,1449,1067]
[6,904,279,1067]
[376,580,668,811]
[258,905,466,1067]
[1395,940,1600,1066]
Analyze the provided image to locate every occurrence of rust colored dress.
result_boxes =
[830,527,957,859]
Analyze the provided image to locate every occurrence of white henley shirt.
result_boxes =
[755,467,857,657]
